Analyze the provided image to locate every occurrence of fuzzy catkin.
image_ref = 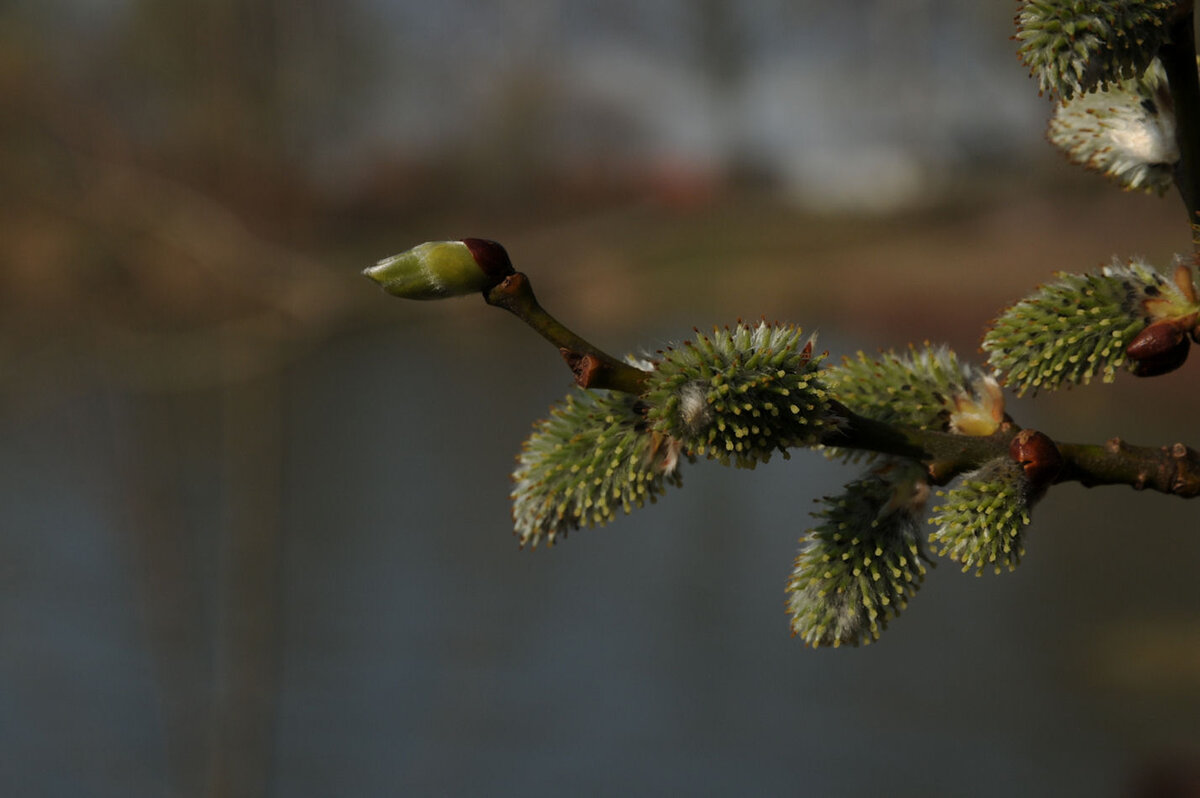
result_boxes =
[643,321,836,468]
[511,389,683,548]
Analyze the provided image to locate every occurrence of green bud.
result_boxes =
[363,238,513,300]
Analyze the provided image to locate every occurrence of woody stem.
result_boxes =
[483,272,649,393]
[480,279,1200,497]
[823,406,1200,498]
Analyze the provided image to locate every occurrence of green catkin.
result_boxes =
[928,459,1033,576]
[983,258,1197,395]
[1015,0,1175,100]
[1047,59,1178,195]
[643,321,836,468]
[824,344,1001,436]
[786,463,931,648]
[512,389,683,548]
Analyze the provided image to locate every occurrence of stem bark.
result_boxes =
[484,273,649,393]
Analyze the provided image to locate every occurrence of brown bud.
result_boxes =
[1008,429,1063,492]
[1126,319,1190,377]
[1127,319,1185,359]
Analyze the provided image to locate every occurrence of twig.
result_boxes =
[1058,437,1200,497]
[824,408,1200,498]
[483,275,1199,499]
[484,272,649,393]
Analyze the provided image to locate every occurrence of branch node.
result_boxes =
[1009,429,1063,494]
[561,349,602,388]
[927,459,957,484]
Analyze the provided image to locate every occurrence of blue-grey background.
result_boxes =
[3,2,1199,796]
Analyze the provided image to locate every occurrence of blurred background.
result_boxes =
[3,1,1200,796]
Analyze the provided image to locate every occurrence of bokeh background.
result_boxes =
[4,1,1200,796]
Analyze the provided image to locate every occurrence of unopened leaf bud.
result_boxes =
[1126,318,1191,376]
[363,238,514,300]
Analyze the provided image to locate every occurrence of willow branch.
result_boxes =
[1162,7,1200,232]
[482,275,1199,498]
[821,408,1200,498]
[819,408,1016,484]
[484,272,649,393]
[1058,437,1200,496]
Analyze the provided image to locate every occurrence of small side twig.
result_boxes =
[484,272,649,393]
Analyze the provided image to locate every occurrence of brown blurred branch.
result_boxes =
[1162,9,1200,231]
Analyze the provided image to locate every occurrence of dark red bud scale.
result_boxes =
[1008,429,1063,492]
[462,238,515,283]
